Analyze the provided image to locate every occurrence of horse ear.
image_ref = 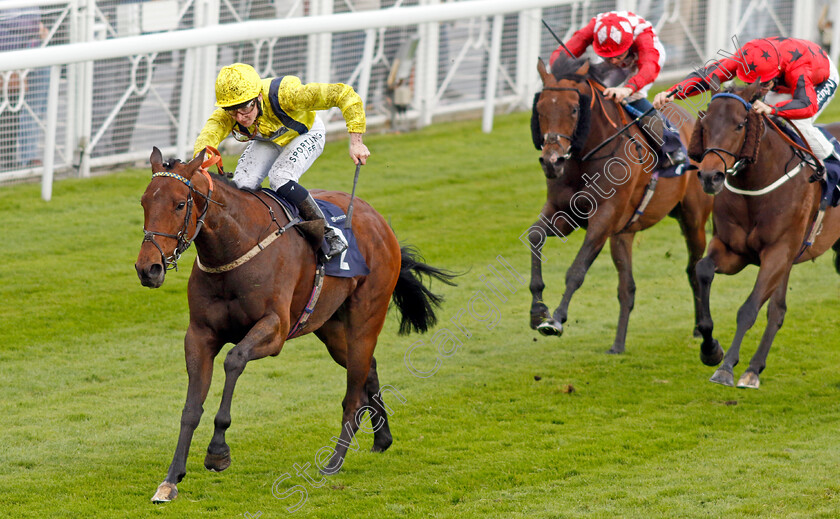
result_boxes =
[743,79,762,103]
[687,119,705,161]
[537,58,551,85]
[150,146,162,166]
[575,60,590,76]
[187,149,206,172]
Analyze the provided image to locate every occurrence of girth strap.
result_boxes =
[287,262,326,339]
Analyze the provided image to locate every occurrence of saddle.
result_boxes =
[773,122,840,207]
[261,189,370,277]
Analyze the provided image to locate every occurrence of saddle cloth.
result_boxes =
[774,122,840,207]
[261,188,370,277]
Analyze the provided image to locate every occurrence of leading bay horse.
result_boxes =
[136,148,455,502]
[690,83,840,388]
[527,55,713,353]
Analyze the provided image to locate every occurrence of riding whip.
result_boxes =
[541,19,574,58]
[346,162,361,229]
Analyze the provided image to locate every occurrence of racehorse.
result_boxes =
[689,82,840,388]
[136,147,455,502]
[527,55,713,353]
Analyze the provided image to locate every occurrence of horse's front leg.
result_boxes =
[738,270,791,389]
[718,245,794,388]
[152,326,220,502]
[205,313,287,472]
[552,225,610,328]
[607,233,636,354]
[525,213,557,333]
[696,237,750,378]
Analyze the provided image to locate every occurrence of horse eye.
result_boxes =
[176,202,186,211]
[736,121,746,130]
[571,107,579,115]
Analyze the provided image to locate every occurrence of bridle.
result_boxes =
[142,167,216,271]
[696,93,755,176]
[539,85,583,160]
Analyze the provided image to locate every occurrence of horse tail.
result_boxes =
[392,245,458,335]
[833,238,840,275]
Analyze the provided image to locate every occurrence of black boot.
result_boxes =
[638,111,686,169]
[298,194,348,258]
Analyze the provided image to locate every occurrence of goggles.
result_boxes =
[225,98,259,116]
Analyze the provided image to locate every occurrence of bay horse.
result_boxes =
[136,147,455,502]
[527,55,713,353]
[690,83,840,388]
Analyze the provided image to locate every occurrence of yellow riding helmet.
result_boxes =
[215,63,262,108]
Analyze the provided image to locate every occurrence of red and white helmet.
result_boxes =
[735,39,782,83]
[592,13,635,58]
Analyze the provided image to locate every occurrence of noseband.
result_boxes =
[142,168,215,271]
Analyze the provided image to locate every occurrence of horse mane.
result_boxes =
[162,155,245,190]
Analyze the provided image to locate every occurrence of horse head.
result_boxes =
[135,147,211,288]
[535,56,593,179]
[688,81,765,194]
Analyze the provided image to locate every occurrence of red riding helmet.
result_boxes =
[592,13,635,58]
[736,39,782,83]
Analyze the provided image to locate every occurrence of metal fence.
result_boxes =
[1,0,837,196]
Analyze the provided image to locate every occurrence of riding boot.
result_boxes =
[638,111,685,169]
[809,151,840,183]
[298,194,348,258]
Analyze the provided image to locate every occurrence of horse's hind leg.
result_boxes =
[607,233,636,354]
[673,197,711,337]
[321,291,392,474]
[205,313,286,472]
[315,322,393,453]
[737,271,791,389]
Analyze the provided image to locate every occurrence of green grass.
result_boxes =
[1,102,840,518]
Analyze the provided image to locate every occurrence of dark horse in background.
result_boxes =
[527,55,713,353]
[136,148,455,501]
[690,83,840,388]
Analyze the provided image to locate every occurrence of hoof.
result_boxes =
[700,339,724,366]
[709,367,735,387]
[536,319,563,337]
[736,371,760,389]
[151,481,178,503]
[204,448,231,472]
[606,346,625,355]
[371,435,393,453]
[318,456,344,476]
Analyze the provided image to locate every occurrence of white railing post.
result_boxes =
[42,65,62,201]
[517,8,541,109]
[417,0,440,128]
[78,0,97,178]
[482,14,503,133]
[308,0,333,82]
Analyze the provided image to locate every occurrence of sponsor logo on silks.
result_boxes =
[816,78,838,106]
[330,214,347,223]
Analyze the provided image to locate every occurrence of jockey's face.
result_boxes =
[606,49,633,68]
[229,95,260,127]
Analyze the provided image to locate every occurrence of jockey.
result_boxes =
[194,63,370,258]
[654,37,840,179]
[549,11,683,167]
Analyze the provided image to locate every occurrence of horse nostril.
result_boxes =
[713,171,725,183]
[149,263,164,279]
